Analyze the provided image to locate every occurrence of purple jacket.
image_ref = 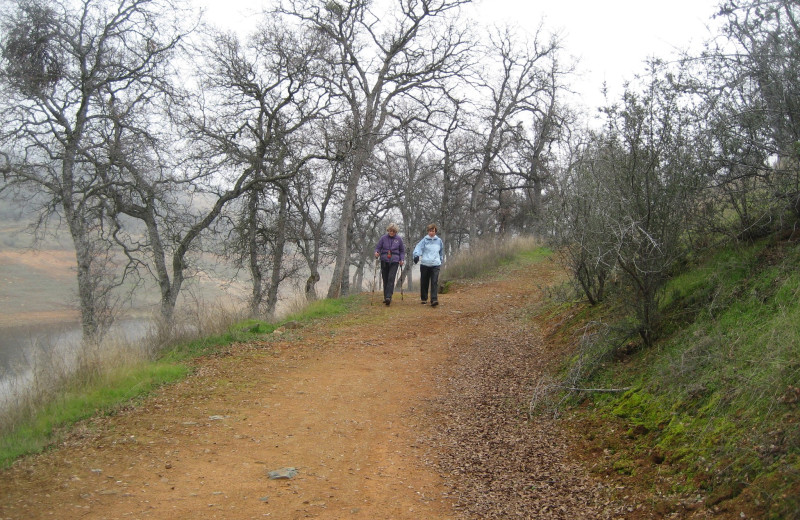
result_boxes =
[375,234,405,263]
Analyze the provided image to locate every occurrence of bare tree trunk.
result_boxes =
[266,184,289,318]
[353,257,365,293]
[469,153,494,241]
[67,215,103,342]
[327,161,362,298]
[305,272,320,301]
[246,189,263,317]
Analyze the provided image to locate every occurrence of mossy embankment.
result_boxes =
[544,238,800,518]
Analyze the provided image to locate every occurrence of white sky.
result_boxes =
[468,0,722,112]
[196,0,723,112]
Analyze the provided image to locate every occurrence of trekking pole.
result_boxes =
[378,258,384,304]
[372,257,379,305]
[399,263,405,301]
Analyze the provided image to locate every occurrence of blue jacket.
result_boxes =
[413,235,444,267]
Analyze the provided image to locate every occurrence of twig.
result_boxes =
[559,386,632,393]
[528,382,633,419]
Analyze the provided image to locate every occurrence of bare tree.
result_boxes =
[191,23,330,318]
[718,0,800,169]
[277,0,472,298]
[550,133,617,305]
[377,118,442,289]
[262,180,296,317]
[227,179,299,318]
[684,0,800,238]
[98,18,327,324]
[287,158,342,302]
[499,66,575,237]
[465,24,566,240]
[430,92,473,254]
[0,0,186,341]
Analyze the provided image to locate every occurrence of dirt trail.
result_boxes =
[0,259,629,520]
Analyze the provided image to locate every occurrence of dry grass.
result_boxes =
[442,235,542,282]
[1,330,151,435]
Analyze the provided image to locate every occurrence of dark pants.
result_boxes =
[381,261,400,301]
[419,264,440,303]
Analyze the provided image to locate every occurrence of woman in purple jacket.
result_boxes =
[374,223,405,305]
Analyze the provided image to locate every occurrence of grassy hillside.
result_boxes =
[543,237,800,518]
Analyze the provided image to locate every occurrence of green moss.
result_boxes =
[613,458,636,475]
[555,238,800,515]
[611,389,669,431]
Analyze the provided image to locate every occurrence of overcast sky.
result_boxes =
[468,0,722,110]
[196,0,723,112]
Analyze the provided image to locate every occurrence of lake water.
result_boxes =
[0,318,154,417]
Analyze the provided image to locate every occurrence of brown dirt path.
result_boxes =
[0,259,638,519]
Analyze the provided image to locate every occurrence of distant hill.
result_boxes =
[0,198,249,329]
[0,197,79,326]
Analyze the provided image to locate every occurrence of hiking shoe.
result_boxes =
[420,300,427,304]
[431,300,439,307]
[384,298,391,305]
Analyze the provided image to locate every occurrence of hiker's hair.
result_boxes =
[387,223,399,233]
[426,223,437,233]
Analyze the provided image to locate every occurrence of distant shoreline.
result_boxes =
[0,308,161,330]
[0,310,79,329]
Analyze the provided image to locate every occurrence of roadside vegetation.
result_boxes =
[531,236,800,518]
[2,231,798,517]
[0,234,531,470]
[441,236,546,283]
[0,235,549,470]
[0,296,362,468]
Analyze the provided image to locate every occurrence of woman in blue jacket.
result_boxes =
[412,223,444,307]
[374,223,405,305]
